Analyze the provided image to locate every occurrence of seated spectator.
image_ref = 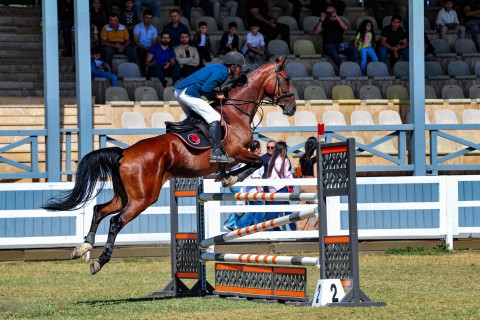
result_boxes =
[247,0,291,47]
[210,0,238,26]
[59,0,74,57]
[120,0,140,44]
[314,5,357,68]
[364,0,398,27]
[100,13,137,68]
[90,0,107,38]
[71,23,99,54]
[318,0,346,16]
[134,0,161,18]
[242,23,269,63]
[377,14,408,67]
[296,137,318,230]
[91,46,118,86]
[218,21,240,55]
[436,1,465,40]
[133,9,158,76]
[354,19,378,75]
[162,9,190,48]
[192,21,214,67]
[174,32,201,78]
[146,31,181,87]
[267,0,293,16]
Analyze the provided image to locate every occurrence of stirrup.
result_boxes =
[210,153,234,163]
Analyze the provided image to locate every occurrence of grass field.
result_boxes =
[1,251,480,319]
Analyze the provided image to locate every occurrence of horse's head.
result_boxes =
[263,57,297,116]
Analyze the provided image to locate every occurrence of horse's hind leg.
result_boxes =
[71,195,124,260]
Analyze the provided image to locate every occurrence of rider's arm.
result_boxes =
[200,69,229,100]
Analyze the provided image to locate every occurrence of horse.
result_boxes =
[42,57,296,275]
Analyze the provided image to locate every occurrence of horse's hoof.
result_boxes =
[90,260,101,275]
[71,243,93,260]
[222,175,237,188]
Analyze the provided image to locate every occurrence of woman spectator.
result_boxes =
[296,137,318,230]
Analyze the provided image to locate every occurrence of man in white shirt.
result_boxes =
[242,23,269,64]
[436,0,465,40]
[133,9,158,76]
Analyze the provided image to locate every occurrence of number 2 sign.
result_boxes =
[312,279,345,307]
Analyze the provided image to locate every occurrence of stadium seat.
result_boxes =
[134,86,159,102]
[293,39,322,59]
[379,110,402,125]
[268,39,294,58]
[291,86,300,100]
[105,86,130,103]
[366,61,395,80]
[151,112,174,128]
[356,15,379,32]
[339,16,352,30]
[302,15,320,34]
[277,16,303,35]
[222,16,246,32]
[447,61,475,79]
[424,16,433,31]
[286,136,307,153]
[455,38,480,56]
[475,61,480,76]
[179,16,191,30]
[163,86,177,102]
[294,111,317,126]
[266,111,290,126]
[430,38,455,57]
[387,85,409,101]
[463,109,480,124]
[152,16,163,33]
[253,114,263,127]
[122,112,147,128]
[323,110,346,125]
[371,135,398,155]
[351,110,374,125]
[441,84,465,99]
[285,61,313,80]
[117,62,146,81]
[469,85,480,99]
[425,85,438,99]
[339,61,367,80]
[332,85,355,100]
[303,85,327,100]
[424,61,448,80]
[435,109,458,124]
[382,15,405,29]
[359,85,383,100]
[312,61,340,80]
[393,61,409,79]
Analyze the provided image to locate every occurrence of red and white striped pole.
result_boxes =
[201,252,319,267]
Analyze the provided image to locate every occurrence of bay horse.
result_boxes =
[43,57,296,275]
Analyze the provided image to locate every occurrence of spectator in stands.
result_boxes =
[436,1,465,40]
[267,0,293,16]
[133,9,158,76]
[462,1,480,51]
[100,13,137,68]
[146,31,181,87]
[261,140,276,191]
[425,32,436,60]
[364,0,398,28]
[175,32,201,78]
[91,46,118,86]
[120,0,140,45]
[242,22,269,64]
[267,141,296,231]
[210,0,239,26]
[192,21,214,67]
[175,0,192,21]
[163,9,190,48]
[58,0,74,57]
[134,0,161,18]
[354,19,378,75]
[218,21,240,55]
[101,0,124,17]
[71,23,99,54]
[91,0,108,37]
[318,0,346,16]
[314,5,357,68]
[296,137,318,230]
[247,0,291,47]
[377,14,409,67]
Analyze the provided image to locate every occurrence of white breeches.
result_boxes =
[175,88,221,124]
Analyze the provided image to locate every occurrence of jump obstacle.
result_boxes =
[150,138,386,307]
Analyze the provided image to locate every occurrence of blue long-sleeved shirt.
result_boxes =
[174,64,229,100]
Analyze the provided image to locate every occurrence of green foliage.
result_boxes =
[385,243,450,255]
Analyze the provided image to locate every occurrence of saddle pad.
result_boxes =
[171,125,229,150]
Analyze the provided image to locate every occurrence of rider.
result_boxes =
[173,51,246,163]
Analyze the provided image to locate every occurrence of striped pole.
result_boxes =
[200,207,317,248]
[201,253,319,267]
[198,192,317,202]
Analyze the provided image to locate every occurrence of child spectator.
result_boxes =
[436,0,465,40]
[242,22,269,64]
[354,19,378,75]
[91,47,118,86]
[120,0,140,46]
[192,21,214,67]
[218,21,240,55]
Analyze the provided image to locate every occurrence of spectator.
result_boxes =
[354,19,378,75]
[91,0,108,37]
[266,141,295,231]
[173,51,246,163]
[314,5,358,68]
[267,0,293,16]
[247,0,291,47]
[100,13,137,68]
[101,0,124,17]
[134,0,161,18]
[162,9,190,48]
[262,140,276,184]
[218,21,240,55]
[296,137,318,230]
[175,0,193,21]
[377,14,409,67]
[425,32,436,60]
[318,0,346,16]
[58,0,74,57]
[174,32,201,78]
[242,22,269,64]
[192,21,214,67]
[71,23,99,54]
[210,0,239,26]
[146,31,181,87]
[364,0,398,28]
[91,46,118,86]
[133,9,158,76]
[436,1,465,40]
[120,0,140,44]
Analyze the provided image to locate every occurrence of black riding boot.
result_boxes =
[209,121,234,163]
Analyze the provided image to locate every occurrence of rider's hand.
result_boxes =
[216,92,225,100]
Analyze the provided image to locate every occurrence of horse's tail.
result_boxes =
[42,147,124,211]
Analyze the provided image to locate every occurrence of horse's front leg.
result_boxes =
[222,153,263,187]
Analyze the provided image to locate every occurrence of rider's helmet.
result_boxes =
[223,51,245,67]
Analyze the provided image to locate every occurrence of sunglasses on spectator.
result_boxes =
[267,146,275,150]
